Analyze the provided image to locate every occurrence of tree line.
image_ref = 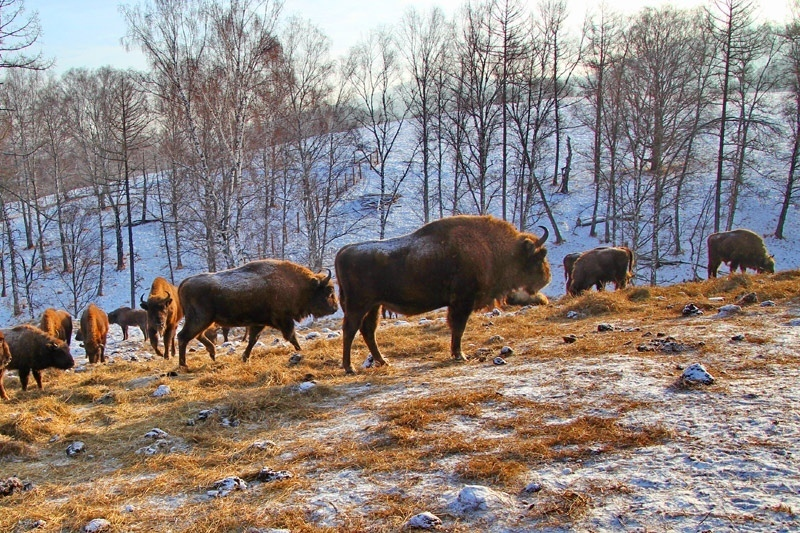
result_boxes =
[0,0,799,318]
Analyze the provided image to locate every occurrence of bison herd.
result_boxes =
[0,216,778,398]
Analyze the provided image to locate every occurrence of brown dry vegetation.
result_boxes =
[1,272,800,532]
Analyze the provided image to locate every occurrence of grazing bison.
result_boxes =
[707,229,775,278]
[0,331,12,400]
[78,303,109,364]
[336,215,551,374]
[140,277,183,359]
[562,252,583,293]
[2,324,74,393]
[108,306,148,341]
[567,246,634,296]
[177,260,339,367]
[39,308,73,346]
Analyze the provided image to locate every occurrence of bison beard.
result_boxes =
[335,215,551,374]
[176,260,338,368]
[140,277,183,359]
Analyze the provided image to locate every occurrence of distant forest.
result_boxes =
[1,0,800,314]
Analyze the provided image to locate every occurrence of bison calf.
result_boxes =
[78,303,109,364]
[0,331,12,400]
[108,306,148,341]
[336,215,551,374]
[707,229,775,278]
[2,324,74,393]
[141,277,183,359]
[177,260,338,368]
[39,308,73,346]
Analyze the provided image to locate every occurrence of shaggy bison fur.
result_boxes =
[108,306,148,341]
[79,303,109,364]
[39,308,73,346]
[567,246,635,296]
[0,331,12,400]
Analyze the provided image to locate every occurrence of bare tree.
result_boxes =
[347,29,410,239]
[776,3,800,239]
[0,0,48,71]
[56,204,101,316]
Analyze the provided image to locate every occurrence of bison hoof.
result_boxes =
[453,353,468,362]
[344,366,356,375]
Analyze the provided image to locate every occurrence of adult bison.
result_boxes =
[108,306,148,341]
[707,229,775,278]
[567,246,634,296]
[140,277,183,359]
[39,308,73,346]
[336,215,551,374]
[0,330,12,400]
[1,324,74,393]
[78,303,109,364]
[176,260,338,368]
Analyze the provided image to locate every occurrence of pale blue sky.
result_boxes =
[23,0,792,73]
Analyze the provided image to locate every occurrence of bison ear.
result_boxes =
[47,342,59,351]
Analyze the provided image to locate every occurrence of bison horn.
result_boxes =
[323,268,332,284]
[536,225,549,247]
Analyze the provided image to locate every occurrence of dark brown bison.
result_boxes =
[567,246,634,296]
[108,306,148,341]
[562,252,582,293]
[39,308,73,346]
[140,277,183,359]
[707,229,775,278]
[176,260,338,368]
[0,330,12,400]
[2,324,74,393]
[78,303,109,364]
[336,215,551,374]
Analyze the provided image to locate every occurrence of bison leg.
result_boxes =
[177,321,212,368]
[148,328,164,358]
[276,318,302,352]
[707,259,720,278]
[197,334,217,362]
[121,325,129,341]
[242,325,267,362]
[360,306,388,367]
[0,368,8,400]
[342,308,368,375]
[447,304,472,361]
[32,369,43,389]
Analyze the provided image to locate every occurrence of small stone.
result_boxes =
[715,304,742,318]
[404,511,442,530]
[682,303,703,316]
[488,335,504,344]
[305,332,320,340]
[362,353,374,369]
[562,467,573,475]
[597,323,614,332]
[256,467,293,482]
[211,476,247,497]
[144,428,169,439]
[500,346,513,355]
[760,300,776,307]
[197,409,215,420]
[123,505,136,513]
[566,310,579,319]
[735,292,758,306]
[563,335,577,344]
[681,363,715,385]
[152,385,171,397]
[297,381,316,392]
[288,353,303,365]
[84,518,111,532]
[731,334,745,341]
[250,440,277,450]
[492,357,506,365]
[66,441,86,456]
[523,482,542,493]
[0,477,30,496]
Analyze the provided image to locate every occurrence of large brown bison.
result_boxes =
[707,229,775,278]
[336,215,551,374]
[78,303,109,364]
[140,277,183,359]
[108,306,148,341]
[176,260,338,368]
[0,330,12,400]
[39,308,73,346]
[567,246,634,296]
[2,324,74,393]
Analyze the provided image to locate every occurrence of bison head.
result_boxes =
[761,255,776,274]
[47,340,74,370]
[142,294,173,333]
[519,226,552,296]
[108,309,120,324]
[309,269,339,318]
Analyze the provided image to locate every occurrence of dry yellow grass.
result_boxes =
[0,271,798,531]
